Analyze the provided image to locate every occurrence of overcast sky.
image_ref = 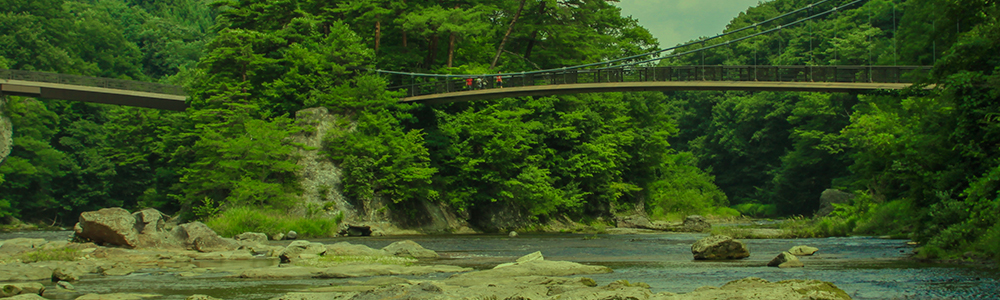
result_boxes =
[616,0,766,48]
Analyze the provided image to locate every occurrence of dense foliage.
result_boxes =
[1,0,997,261]
[663,0,1000,260]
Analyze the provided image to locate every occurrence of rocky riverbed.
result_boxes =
[0,208,862,300]
[0,236,852,300]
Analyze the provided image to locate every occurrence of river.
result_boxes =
[5,231,999,299]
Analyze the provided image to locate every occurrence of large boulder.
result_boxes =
[789,245,819,256]
[817,189,853,217]
[767,252,804,268]
[682,215,711,232]
[171,222,237,252]
[691,235,750,260]
[382,240,438,259]
[132,209,167,234]
[279,241,327,263]
[75,208,140,248]
[615,215,653,229]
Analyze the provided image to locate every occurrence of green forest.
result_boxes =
[0,0,997,260]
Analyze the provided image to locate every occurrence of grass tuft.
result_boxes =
[18,248,82,263]
[205,206,342,238]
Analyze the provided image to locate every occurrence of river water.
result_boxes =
[6,231,999,299]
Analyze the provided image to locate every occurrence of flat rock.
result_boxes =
[238,267,324,279]
[99,262,135,276]
[789,245,819,256]
[316,264,471,278]
[3,282,44,296]
[450,260,612,279]
[324,242,388,257]
[75,293,161,300]
[0,263,53,282]
[4,294,47,300]
[653,277,850,300]
[495,251,544,269]
[691,235,750,260]
[382,240,438,258]
[238,264,470,279]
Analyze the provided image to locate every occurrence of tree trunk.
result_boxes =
[524,30,538,60]
[447,4,460,68]
[425,34,440,68]
[447,31,457,67]
[400,0,408,51]
[375,20,382,54]
[491,0,527,69]
[523,1,547,61]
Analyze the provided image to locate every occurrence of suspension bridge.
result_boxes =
[1,0,932,110]
[1,69,187,111]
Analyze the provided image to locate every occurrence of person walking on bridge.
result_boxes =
[465,77,473,90]
[496,75,503,88]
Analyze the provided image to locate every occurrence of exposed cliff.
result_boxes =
[293,107,475,235]
[292,107,355,220]
[0,96,12,167]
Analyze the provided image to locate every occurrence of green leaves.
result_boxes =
[179,105,303,214]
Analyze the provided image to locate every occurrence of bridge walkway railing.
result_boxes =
[1,69,186,96]
[386,65,932,98]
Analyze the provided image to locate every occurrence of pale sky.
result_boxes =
[616,0,766,48]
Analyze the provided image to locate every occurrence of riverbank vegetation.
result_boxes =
[0,0,997,262]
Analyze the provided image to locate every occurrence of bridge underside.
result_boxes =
[1,79,187,111]
[401,81,923,104]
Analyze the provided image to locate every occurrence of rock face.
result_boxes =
[292,107,355,220]
[767,252,804,268]
[691,235,750,260]
[817,189,853,217]
[75,208,141,248]
[682,215,711,232]
[0,97,11,167]
[294,107,475,235]
[382,240,439,258]
[789,245,819,256]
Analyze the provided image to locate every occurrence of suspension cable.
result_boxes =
[370,0,848,78]
[599,0,866,69]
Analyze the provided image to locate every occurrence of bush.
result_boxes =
[205,206,342,238]
[732,203,778,218]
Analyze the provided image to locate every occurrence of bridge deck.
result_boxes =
[1,79,187,111]
[401,81,922,104]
